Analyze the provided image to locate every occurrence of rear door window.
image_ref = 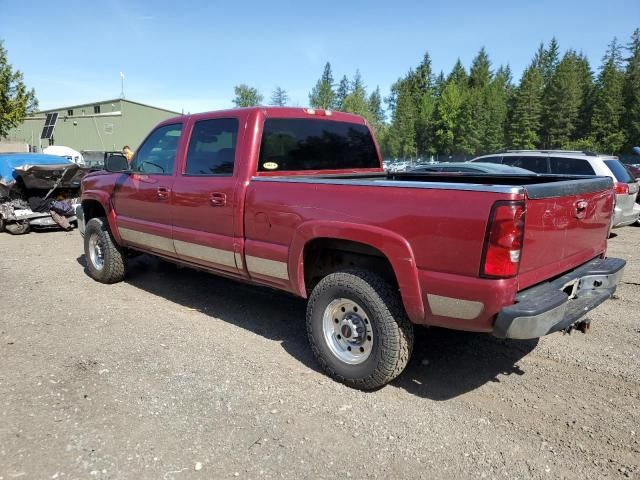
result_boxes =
[258,118,379,172]
[549,158,596,175]
[604,159,634,183]
[185,118,239,175]
[502,156,548,173]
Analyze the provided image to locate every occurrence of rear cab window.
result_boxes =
[258,118,379,172]
[502,156,549,173]
[549,158,596,175]
[604,159,634,183]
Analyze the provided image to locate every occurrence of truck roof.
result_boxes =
[160,106,369,126]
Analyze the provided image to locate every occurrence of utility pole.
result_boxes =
[120,72,125,99]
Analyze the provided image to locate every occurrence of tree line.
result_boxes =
[233,29,640,158]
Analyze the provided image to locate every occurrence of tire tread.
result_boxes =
[306,269,414,390]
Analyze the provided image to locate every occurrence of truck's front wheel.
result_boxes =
[84,217,126,284]
[306,269,414,390]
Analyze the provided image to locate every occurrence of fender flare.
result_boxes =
[288,220,425,323]
[81,192,122,244]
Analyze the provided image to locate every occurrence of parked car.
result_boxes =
[411,162,533,174]
[471,150,640,227]
[0,153,88,234]
[78,108,624,389]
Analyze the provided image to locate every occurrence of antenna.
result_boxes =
[120,72,125,99]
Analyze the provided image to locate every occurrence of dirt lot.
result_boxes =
[1,227,639,479]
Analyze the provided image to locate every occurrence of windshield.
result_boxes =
[604,159,634,183]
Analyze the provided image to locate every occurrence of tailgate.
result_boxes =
[517,177,614,290]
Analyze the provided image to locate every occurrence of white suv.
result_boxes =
[471,150,640,228]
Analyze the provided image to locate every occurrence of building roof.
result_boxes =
[34,98,180,115]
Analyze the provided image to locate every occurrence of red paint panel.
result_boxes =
[518,188,612,289]
[418,270,517,331]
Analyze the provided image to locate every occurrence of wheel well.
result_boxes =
[82,200,106,223]
[303,238,397,294]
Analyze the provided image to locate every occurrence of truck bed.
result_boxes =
[254,171,612,198]
[247,172,614,330]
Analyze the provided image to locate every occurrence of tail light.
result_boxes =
[614,182,630,195]
[481,201,526,278]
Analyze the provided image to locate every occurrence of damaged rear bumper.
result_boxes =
[493,257,626,339]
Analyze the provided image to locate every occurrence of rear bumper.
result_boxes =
[493,257,625,339]
[612,199,640,227]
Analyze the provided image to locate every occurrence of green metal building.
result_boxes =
[6,98,179,161]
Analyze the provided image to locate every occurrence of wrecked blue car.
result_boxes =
[0,153,90,234]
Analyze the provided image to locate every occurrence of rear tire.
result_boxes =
[84,217,126,283]
[306,269,414,390]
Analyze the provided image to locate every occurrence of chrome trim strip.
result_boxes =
[427,294,484,320]
[246,255,289,280]
[234,251,244,270]
[252,176,524,195]
[174,240,236,268]
[119,227,174,252]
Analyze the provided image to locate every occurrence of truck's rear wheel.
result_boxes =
[306,269,414,390]
[84,217,126,284]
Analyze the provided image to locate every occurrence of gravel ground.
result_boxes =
[0,227,638,479]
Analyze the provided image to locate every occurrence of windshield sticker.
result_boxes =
[263,162,278,170]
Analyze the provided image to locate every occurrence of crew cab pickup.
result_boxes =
[78,107,625,389]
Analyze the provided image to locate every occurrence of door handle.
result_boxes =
[157,186,170,200]
[210,192,227,206]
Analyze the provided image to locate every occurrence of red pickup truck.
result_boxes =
[78,107,625,389]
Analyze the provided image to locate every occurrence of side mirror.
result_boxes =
[105,154,130,173]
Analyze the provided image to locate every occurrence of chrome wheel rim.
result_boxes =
[88,233,105,271]
[322,298,373,365]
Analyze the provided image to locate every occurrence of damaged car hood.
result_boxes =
[0,153,90,196]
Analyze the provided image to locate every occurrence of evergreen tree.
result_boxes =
[308,62,335,109]
[413,52,436,156]
[232,84,263,107]
[447,59,468,86]
[386,77,417,158]
[541,37,561,86]
[483,66,510,151]
[623,28,640,149]
[434,71,446,96]
[334,75,350,111]
[368,86,385,128]
[433,80,464,155]
[457,48,494,155]
[270,86,288,106]
[508,66,544,149]
[591,38,626,153]
[574,52,595,141]
[0,40,38,138]
[541,51,584,148]
[469,47,492,88]
[342,70,371,119]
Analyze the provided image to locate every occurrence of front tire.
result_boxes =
[306,269,414,390]
[84,217,126,283]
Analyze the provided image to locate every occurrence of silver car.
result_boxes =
[471,150,640,228]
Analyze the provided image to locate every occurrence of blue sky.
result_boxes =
[1,0,638,114]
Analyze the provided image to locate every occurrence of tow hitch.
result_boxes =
[563,319,591,335]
